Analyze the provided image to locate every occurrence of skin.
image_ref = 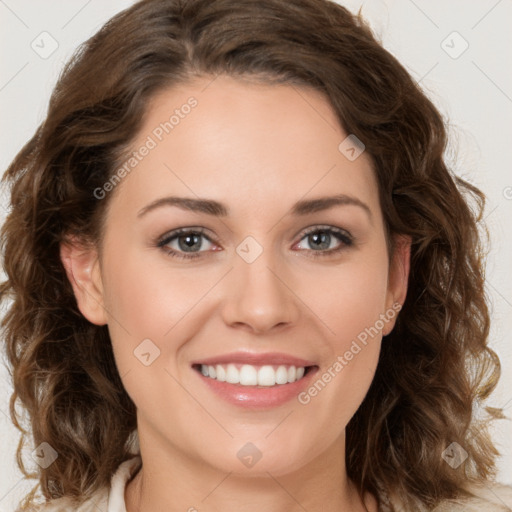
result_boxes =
[61,75,410,512]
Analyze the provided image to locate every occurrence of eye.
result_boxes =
[157,225,354,261]
[157,228,217,260]
[293,225,353,258]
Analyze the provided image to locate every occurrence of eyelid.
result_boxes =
[296,224,353,242]
[157,226,214,245]
[157,224,352,244]
[156,224,354,260]
[156,227,215,261]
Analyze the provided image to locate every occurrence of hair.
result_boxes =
[0,0,505,510]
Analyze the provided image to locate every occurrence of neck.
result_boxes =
[125,424,377,512]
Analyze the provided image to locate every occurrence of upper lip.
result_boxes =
[191,351,316,367]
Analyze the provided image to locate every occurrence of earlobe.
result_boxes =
[384,234,412,335]
[60,238,108,326]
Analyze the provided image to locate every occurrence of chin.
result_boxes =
[198,436,322,478]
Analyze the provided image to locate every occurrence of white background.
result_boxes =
[1,1,511,510]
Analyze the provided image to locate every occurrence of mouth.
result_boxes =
[191,353,319,408]
[192,363,316,387]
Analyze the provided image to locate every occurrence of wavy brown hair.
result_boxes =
[0,0,505,510]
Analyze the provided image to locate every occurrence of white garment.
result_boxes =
[27,455,512,511]
[29,457,142,512]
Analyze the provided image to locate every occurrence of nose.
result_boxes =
[221,248,300,335]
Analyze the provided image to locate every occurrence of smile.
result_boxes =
[195,363,309,387]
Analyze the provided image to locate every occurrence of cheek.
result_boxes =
[297,245,390,419]
[102,233,206,329]
[105,263,163,329]
[317,245,390,347]
[99,247,187,375]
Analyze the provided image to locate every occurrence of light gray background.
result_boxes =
[1,0,511,509]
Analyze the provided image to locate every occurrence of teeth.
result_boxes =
[240,364,258,385]
[216,365,226,382]
[258,365,275,386]
[226,364,239,384]
[275,365,288,385]
[198,363,308,386]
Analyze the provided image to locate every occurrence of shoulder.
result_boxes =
[382,481,512,512]
[20,456,142,512]
[433,482,512,511]
[19,488,109,512]
[18,490,108,512]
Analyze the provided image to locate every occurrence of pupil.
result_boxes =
[311,231,329,250]
[179,233,201,251]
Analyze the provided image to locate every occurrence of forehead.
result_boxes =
[107,75,380,222]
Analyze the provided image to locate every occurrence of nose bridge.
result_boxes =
[221,235,299,333]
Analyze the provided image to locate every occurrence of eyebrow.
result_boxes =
[137,194,372,221]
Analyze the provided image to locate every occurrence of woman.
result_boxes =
[1,0,511,510]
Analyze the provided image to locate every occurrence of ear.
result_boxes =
[60,238,108,326]
[383,234,411,335]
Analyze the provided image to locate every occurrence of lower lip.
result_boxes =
[194,367,319,408]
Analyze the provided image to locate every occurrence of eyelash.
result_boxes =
[156,225,354,261]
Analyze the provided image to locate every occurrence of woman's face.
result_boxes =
[66,75,409,477]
